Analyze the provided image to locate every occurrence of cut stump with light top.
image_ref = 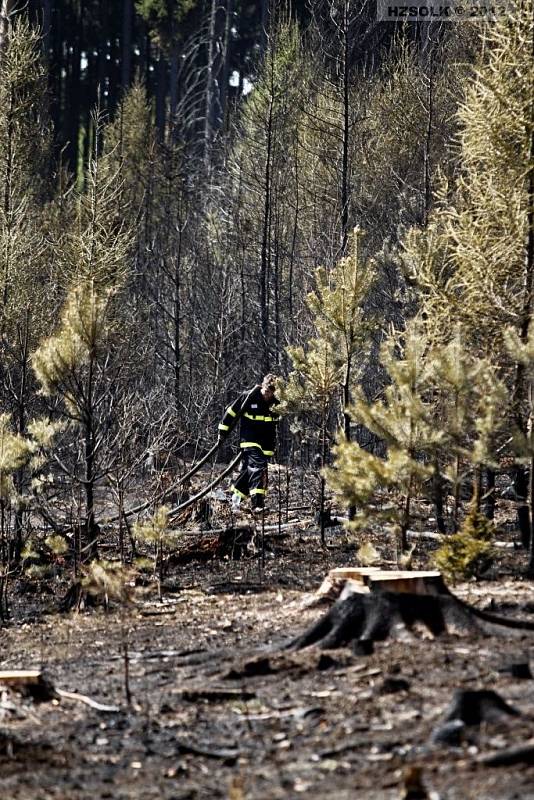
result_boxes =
[294,568,534,653]
[0,670,56,701]
[314,567,447,605]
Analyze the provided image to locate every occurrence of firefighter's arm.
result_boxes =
[217,393,246,440]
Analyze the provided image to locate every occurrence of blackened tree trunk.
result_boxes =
[65,2,83,175]
[121,0,133,93]
[218,0,234,132]
[83,354,98,559]
[485,467,496,521]
[42,0,53,61]
[526,112,534,571]
[260,94,273,374]
[155,48,167,141]
[11,311,31,563]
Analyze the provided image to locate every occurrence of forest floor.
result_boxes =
[2,484,534,799]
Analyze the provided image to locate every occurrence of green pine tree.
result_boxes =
[33,110,132,558]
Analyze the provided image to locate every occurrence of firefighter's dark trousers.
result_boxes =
[232,447,269,509]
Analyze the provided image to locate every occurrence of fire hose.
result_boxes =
[167,451,241,519]
[102,439,233,524]
[103,386,258,525]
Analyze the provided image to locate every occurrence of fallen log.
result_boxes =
[166,524,254,563]
[177,686,256,702]
[406,530,520,549]
[480,740,534,767]
[55,688,119,713]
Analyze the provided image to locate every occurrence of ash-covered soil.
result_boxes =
[2,522,534,800]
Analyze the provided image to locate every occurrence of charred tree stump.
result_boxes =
[292,581,534,653]
[443,689,519,726]
[431,689,519,746]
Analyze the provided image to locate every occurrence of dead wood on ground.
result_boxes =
[167,525,254,563]
[0,670,119,712]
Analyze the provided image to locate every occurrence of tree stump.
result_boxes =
[313,568,446,605]
[292,574,534,653]
[0,670,56,702]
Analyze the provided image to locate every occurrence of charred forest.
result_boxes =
[0,1,534,799]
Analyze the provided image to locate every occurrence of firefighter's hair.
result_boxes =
[261,373,278,391]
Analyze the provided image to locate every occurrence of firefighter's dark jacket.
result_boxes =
[218,386,279,456]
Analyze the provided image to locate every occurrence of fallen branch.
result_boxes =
[174,738,239,763]
[480,740,534,767]
[177,687,256,702]
[168,454,241,519]
[55,688,119,713]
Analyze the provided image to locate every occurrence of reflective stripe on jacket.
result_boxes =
[218,385,279,455]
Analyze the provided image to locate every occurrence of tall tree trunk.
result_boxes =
[485,468,496,521]
[526,88,534,570]
[65,1,83,175]
[155,48,167,142]
[49,0,62,136]
[260,95,274,373]
[260,0,269,55]
[340,0,350,256]
[42,0,52,62]
[204,0,226,166]
[169,38,180,131]
[121,0,133,93]
[83,357,98,559]
[11,312,30,563]
[219,0,234,132]
[513,95,534,552]
[0,0,14,71]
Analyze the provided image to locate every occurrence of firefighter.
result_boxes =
[217,374,280,514]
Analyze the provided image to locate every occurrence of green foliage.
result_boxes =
[326,322,439,532]
[133,506,179,590]
[430,332,506,494]
[32,111,132,419]
[58,112,131,292]
[357,541,380,566]
[20,532,68,580]
[0,413,59,505]
[33,281,112,417]
[0,17,54,360]
[135,0,195,23]
[326,321,506,537]
[307,228,376,377]
[45,534,69,556]
[279,228,376,423]
[434,504,495,584]
[104,82,156,217]
[135,0,197,46]
[133,505,178,550]
[403,0,533,360]
[82,559,135,605]
[0,17,50,201]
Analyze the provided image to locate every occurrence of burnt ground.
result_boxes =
[2,488,534,799]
